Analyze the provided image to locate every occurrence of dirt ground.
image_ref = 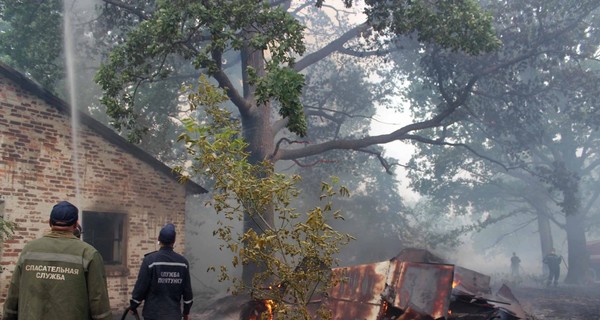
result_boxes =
[186,285,600,320]
[512,284,600,320]
[116,284,600,319]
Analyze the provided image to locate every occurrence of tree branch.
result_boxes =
[273,111,445,161]
[291,158,336,168]
[337,46,394,58]
[355,148,394,174]
[402,134,516,171]
[483,215,537,250]
[273,75,478,163]
[294,23,369,71]
[210,49,252,114]
[100,0,150,20]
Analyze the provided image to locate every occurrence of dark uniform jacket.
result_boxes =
[2,230,112,320]
[543,253,562,271]
[130,247,193,320]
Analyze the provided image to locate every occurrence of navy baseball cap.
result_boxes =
[50,201,78,226]
[158,223,176,244]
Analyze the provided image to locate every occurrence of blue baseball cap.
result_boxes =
[50,201,78,226]
[158,223,176,244]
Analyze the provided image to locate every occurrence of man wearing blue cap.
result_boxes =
[129,223,194,320]
[3,201,112,320]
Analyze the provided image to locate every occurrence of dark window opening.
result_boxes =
[82,211,126,266]
[0,197,5,219]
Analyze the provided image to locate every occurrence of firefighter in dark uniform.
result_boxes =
[129,223,194,320]
[2,201,112,320]
[543,248,562,287]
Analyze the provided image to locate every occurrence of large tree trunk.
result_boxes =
[537,212,554,272]
[239,40,276,286]
[527,187,555,273]
[560,177,589,284]
[564,212,589,284]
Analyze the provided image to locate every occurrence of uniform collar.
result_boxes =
[45,229,78,239]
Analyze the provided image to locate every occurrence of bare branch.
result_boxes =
[305,106,381,123]
[209,49,252,113]
[355,148,393,174]
[402,134,515,171]
[337,47,394,58]
[484,215,537,250]
[273,75,478,163]
[100,0,150,20]
[294,23,370,71]
[291,159,337,168]
[272,138,310,159]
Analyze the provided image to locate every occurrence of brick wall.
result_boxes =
[0,72,190,313]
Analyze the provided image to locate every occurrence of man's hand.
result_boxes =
[128,299,140,315]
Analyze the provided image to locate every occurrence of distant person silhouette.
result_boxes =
[543,248,562,287]
[511,252,521,277]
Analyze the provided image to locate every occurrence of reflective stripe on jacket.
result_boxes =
[2,230,112,320]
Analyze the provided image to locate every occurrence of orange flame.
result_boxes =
[452,280,460,288]
[264,300,274,320]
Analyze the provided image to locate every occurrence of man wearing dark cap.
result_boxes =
[3,201,112,320]
[129,223,194,320]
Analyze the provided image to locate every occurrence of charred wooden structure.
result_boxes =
[240,248,531,320]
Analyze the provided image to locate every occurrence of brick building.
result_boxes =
[0,62,207,313]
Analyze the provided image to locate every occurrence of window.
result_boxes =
[82,211,126,269]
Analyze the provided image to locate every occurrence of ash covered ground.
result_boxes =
[183,284,600,319]
[513,284,600,320]
[184,284,600,319]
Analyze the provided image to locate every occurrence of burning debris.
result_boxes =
[323,259,454,319]
[240,248,531,320]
